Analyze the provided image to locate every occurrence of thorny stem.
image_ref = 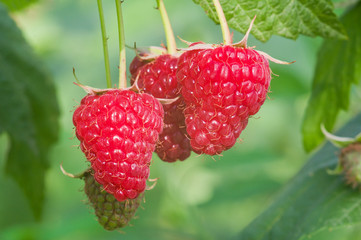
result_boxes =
[212,0,232,45]
[116,0,127,89]
[97,0,112,88]
[156,0,177,54]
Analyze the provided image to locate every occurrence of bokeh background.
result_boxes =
[1,0,361,239]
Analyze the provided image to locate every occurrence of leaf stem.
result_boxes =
[116,0,127,89]
[97,0,112,88]
[72,68,81,84]
[212,0,232,45]
[334,0,358,9]
[156,0,177,54]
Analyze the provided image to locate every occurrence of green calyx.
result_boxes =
[322,125,361,189]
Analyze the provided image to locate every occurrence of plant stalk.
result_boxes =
[334,0,358,8]
[97,0,112,88]
[212,0,232,45]
[156,0,177,54]
[116,0,127,89]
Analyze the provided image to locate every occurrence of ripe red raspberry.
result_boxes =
[177,45,271,155]
[130,54,191,162]
[129,54,150,77]
[130,54,179,99]
[73,88,164,201]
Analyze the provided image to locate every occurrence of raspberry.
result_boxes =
[129,54,151,77]
[131,54,191,162]
[322,126,361,189]
[73,88,163,201]
[340,143,361,189]
[177,45,271,155]
[83,170,143,230]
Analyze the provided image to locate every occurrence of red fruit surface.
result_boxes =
[177,45,271,155]
[131,54,179,98]
[73,89,164,201]
[131,54,191,162]
[129,54,150,77]
[156,99,190,162]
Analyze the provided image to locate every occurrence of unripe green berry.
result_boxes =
[340,143,361,189]
[83,170,143,231]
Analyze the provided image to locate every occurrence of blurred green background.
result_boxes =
[1,0,361,239]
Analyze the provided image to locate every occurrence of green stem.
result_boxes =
[72,68,81,84]
[97,0,112,88]
[212,0,231,45]
[156,0,177,54]
[334,0,358,8]
[116,0,127,89]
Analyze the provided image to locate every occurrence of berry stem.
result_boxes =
[156,0,177,54]
[212,0,232,45]
[97,0,112,88]
[115,0,127,89]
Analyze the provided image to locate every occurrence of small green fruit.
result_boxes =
[83,170,143,231]
[340,143,361,189]
[321,125,361,189]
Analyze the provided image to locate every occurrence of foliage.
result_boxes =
[192,0,347,42]
[239,113,361,240]
[302,2,361,152]
[0,0,37,11]
[0,3,59,219]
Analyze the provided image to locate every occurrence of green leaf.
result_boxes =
[302,2,361,152]
[0,0,37,11]
[192,0,347,42]
[238,113,361,240]
[0,4,59,219]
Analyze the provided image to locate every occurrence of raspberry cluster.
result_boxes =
[73,44,273,207]
[69,1,289,232]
